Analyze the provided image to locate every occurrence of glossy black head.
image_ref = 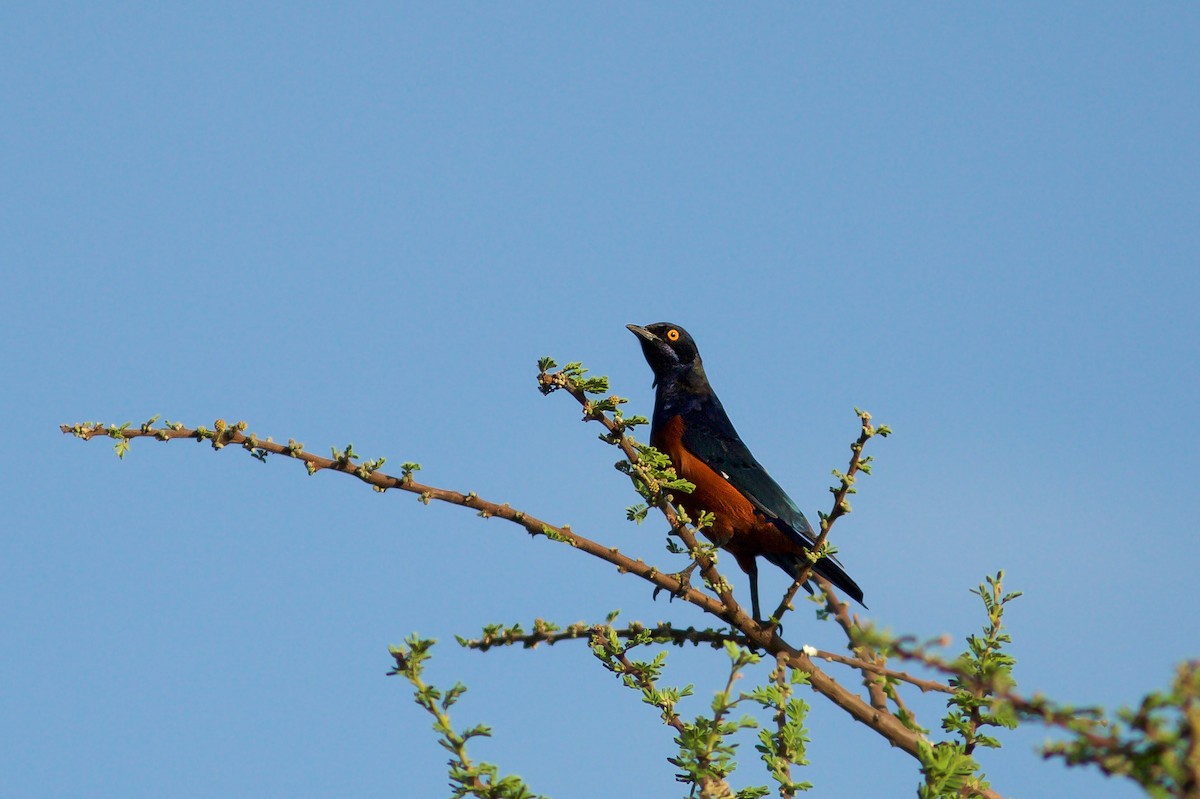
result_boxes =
[626,322,705,389]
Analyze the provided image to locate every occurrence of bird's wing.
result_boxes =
[678,399,821,551]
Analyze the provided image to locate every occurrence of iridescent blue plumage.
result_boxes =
[628,322,864,619]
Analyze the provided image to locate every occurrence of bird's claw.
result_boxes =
[652,562,699,604]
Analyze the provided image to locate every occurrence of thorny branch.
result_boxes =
[457,620,750,652]
[536,369,748,625]
[58,370,982,798]
[59,409,943,781]
[528,367,956,784]
[817,576,891,712]
[458,618,952,697]
[767,410,886,630]
[61,357,1200,798]
[60,418,732,620]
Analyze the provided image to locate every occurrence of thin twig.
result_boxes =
[889,637,1118,747]
[614,649,688,735]
[815,577,888,711]
[61,420,734,621]
[766,412,880,632]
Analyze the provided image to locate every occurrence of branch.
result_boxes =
[60,393,993,796]
[60,418,733,622]
[889,635,1119,746]
[457,616,951,697]
[388,635,546,799]
[767,410,887,630]
[815,577,888,712]
[457,620,749,652]
[806,648,952,696]
[536,368,750,626]
[529,366,975,788]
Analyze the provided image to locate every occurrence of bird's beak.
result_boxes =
[626,324,658,343]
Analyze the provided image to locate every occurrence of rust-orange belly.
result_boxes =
[651,415,802,575]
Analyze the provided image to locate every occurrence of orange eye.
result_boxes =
[666,329,680,342]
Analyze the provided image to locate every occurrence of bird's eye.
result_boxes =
[666,329,680,342]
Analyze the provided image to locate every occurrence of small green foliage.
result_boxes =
[853,407,892,439]
[584,394,627,416]
[560,362,610,395]
[590,622,693,725]
[588,621,805,797]
[916,741,988,799]
[388,636,545,799]
[356,456,386,480]
[800,541,835,566]
[331,443,358,468]
[106,422,132,458]
[457,621,542,651]
[943,572,1021,755]
[401,462,421,483]
[905,572,1021,797]
[736,787,771,799]
[538,524,576,546]
[617,455,695,500]
[746,659,814,795]
[626,503,649,524]
[705,574,733,596]
[667,643,764,792]
[536,358,610,397]
[1039,661,1200,797]
[242,434,269,462]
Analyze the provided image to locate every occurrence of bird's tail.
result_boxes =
[765,552,866,608]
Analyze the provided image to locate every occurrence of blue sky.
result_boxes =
[2,4,1197,797]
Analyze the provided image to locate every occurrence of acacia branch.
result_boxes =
[60,419,732,621]
[816,576,890,712]
[612,647,688,736]
[527,381,1002,793]
[536,372,751,627]
[888,636,1118,746]
[767,410,885,631]
[458,621,748,652]
[459,617,951,697]
[60,404,998,798]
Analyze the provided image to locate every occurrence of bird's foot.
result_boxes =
[652,561,700,603]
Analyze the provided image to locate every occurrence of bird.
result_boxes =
[627,322,864,621]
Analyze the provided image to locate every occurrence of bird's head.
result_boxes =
[626,322,706,390]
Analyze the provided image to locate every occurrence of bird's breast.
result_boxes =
[651,415,762,544]
[651,414,805,566]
